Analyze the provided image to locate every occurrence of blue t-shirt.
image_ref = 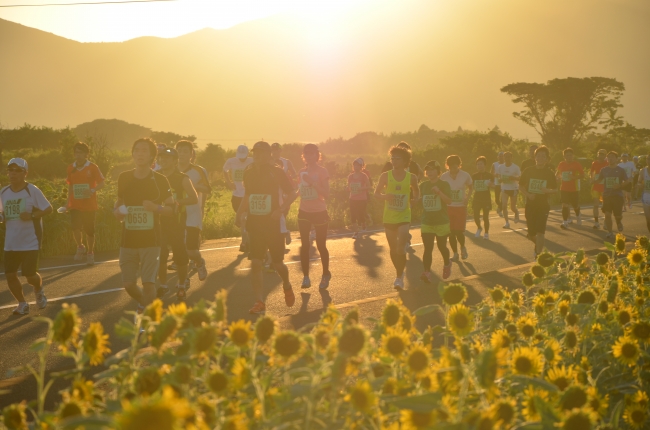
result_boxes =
[599,166,628,197]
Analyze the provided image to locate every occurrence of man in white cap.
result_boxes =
[223,145,254,252]
[1,158,53,315]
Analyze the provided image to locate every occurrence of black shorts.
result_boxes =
[473,200,491,213]
[231,196,243,213]
[622,182,633,192]
[161,227,189,266]
[4,250,40,277]
[502,189,518,198]
[494,185,501,202]
[602,195,624,217]
[185,227,201,251]
[384,222,410,231]
[525,205,550,237]
[247,223,285,263]
[70,210,96,236]
[297,210,330,227]
[560,191,579,207]
[349,200,367,225]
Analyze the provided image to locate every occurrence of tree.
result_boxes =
[585,123,650,156]
[195,143,227,174]
[150,131,196,146]
[500,77,625,150]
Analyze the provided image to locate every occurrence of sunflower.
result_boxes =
[83,322,111,366]
[627,249,646,266]
[255,316,276,344]
[565,313,579,327]
[227,320,254,348]
[339,325,366,356]
[58,400,84,420]
[531,264,546,278]
[490,329,511,350]
[447,304,474,337]
[623,403,648,429]
[231,357,250,388]
[382,378,398,395]
[587,386,609,417]
[516,314,537,338]
[442,283,468,306]
[344,380,376,414]
[273,331,302,361]
[546,365,575,391]
[537,251,555,267]
[135,367,161,396]
[563,328,580,353]
[522,386,548,421]
[490,398,516,427]
[522,272,535,287]
[150,315,178,350]
[616,233,626,253]
[167,302,187,317]
[144,299,163,324]
[400,409,434,430]
[213,289,228,323]
[406,344,430,375]
[489,286,506,304]
[597,300,609,314]
[617,305,637,326]
[577,290,596,304]
[591,323,603,334]
[575,249,586,265]
[612,336,640,366]
[560,407,596,430]
[511,347,543,376]
[382,300,401,327]
[543,339,562,365]
[206,369,228,394]
[632,390,649,408]
[192,325,218,354]
[118,386,191,430]
[52,303,80,351]
[381,327,409,357]
[560,385,589,411]
[313,327,332,352]
[181,307,211,329]
[558,300,570,317]
[596,252,610,266]
[2,402,27,430]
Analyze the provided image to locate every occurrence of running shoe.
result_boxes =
[616,220,624,232]
[484,233,489,240]
[35,291,47,309]
[184,278,191,291]
[239,242,247,253]
[496,208,503,217]
[442,263,452,280]
[12,302,29,315]
[167,262,177,271]
[514,214,520,223]
[475,228,483,238]
[404,241,412,253]
[420,271,432,283]
[393,277,405,291]
[86,253,95,266]
[301,276,311,289]
[319,273,331,289]
[197,258,208,281]
[461,247,468,260]
[560,222,568,230]
[285,233,292,245]
[189,260,195,271]
[74,246,86,262]
[176,287,186,301]
[576,216,582,226]
[283,287,295,307]
[452,252,459,261]
[593,222,600,230]
[503,222,510,229]
[157,283,169,298]
[249,300,266,314]
[605,232,614,240]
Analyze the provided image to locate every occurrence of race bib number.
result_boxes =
[248,194,271,215]
[300,185,318,200]
[451,189,464,203]
[125,206,154,230]
[474,180,488,192]
[528,179,547,195]
[605,177,619,189]
[561,171,572,182]
[501,175,511,184]
[422,194,441,212]
[350,182,361,195]
[387,194,408,212]
[73,184,90,199]
[233,169,244,182]
[3,198,25,221]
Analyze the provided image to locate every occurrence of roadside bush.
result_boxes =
[4,242,648,429]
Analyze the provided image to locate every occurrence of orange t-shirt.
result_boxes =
[590,160,609,193]
[557,161,584,192]
[66,161,104,211]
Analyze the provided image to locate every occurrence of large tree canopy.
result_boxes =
[500,77,625,150]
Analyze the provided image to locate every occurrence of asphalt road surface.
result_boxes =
[0,204,646,407]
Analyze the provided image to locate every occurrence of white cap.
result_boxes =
[236,145,249,158]
[353,157,364,166]
[8,158,28,170]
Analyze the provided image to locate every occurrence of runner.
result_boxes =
[375,145,419,290]
[556,147,584,229]
[114,139,173,319]
[223,145,254,252]
[589,149,608,229]
[235,141,296,314]
[66,142,105,265]
[156,148,198,300]
[152,143,167,171]
[496,151,521,229]
[441,155,473,260]
[347,157,371,239]
[519,146,557,259]
[520,144,538,173]
[1,158,52,315]
[271,142,297,245]
[175,140,211,281]
[419,161,453,282]
[618,153,636,210]
[600,151,629,238]
[635,155,646,201]
[638,154,650,233]
[297,144,332,289]
[472,156,494,240]
[490,151,505,217]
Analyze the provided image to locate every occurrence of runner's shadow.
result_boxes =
[352,235,382,278]
[319,288,332,308]
[0,314,34,332]
[299,292,311,313]
[467,234,529,266]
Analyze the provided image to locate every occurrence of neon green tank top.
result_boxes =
[383,170,412,224]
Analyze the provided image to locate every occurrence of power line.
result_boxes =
[0,0,177,7]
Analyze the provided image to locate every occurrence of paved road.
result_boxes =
[0,204,646,406]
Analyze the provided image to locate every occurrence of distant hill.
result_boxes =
[74,119,151,150]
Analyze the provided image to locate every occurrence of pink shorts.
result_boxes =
[447,206,467,232]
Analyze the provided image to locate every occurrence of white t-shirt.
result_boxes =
[223,157,254,198]
[497,163,521,191]
[618,161,637,180]
[492,162,503,185]
[1,183,51,251]
[440,170,473,207]
[182,164,211,229]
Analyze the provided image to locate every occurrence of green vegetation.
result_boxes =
[4,242,649,429]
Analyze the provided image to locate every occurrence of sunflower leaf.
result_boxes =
[610,399,624,427]
[413,304,443,316]
[510,375,559,393]
[384,392,442,412]
[604,242,616,252]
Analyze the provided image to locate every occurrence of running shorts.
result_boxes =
[70,210,96,237]
[560,191,579,208]
[602,195,624,217]
[349,200,367,225]
[119,247,160,284]
[4,250,39,277]
[160,228,189,266]
[297,210,330,227]
[421,223,451,236]
[503,189,518,198]
[231,195,243,213]
[494,185,501,206]
[591,189,603,200]
[472,201,491,214]
[247,223,285,263]
[185,227,201,251]
[525,206,550,237]
[447,206,467,232]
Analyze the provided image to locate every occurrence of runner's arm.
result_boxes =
[223,166,235,191]
[178,176,199,206]
[410,174,420,201]
[287,160,297,181]
[235,192,249,227]
[374,172,389,200]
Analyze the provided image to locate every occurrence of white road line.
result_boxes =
[0,288,125,310]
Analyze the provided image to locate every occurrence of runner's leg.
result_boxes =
[604,210,613,234]
[511,193,520,220]
[422,232,434,272]
[474,205,482,230]
[395,224,409,277]
[250,258,264,302]
[436,235,451,265]
[6,273,26,302]
[298,218,312,277]
[483,207,490,233]
[314,222,330,276]
[448,231,458,254]
[502,193,510,224]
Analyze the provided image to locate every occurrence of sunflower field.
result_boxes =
[3,236,650,430]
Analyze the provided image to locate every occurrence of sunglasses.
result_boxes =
[7,168,25,173]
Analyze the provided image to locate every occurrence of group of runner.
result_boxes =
[2,138,648,317]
